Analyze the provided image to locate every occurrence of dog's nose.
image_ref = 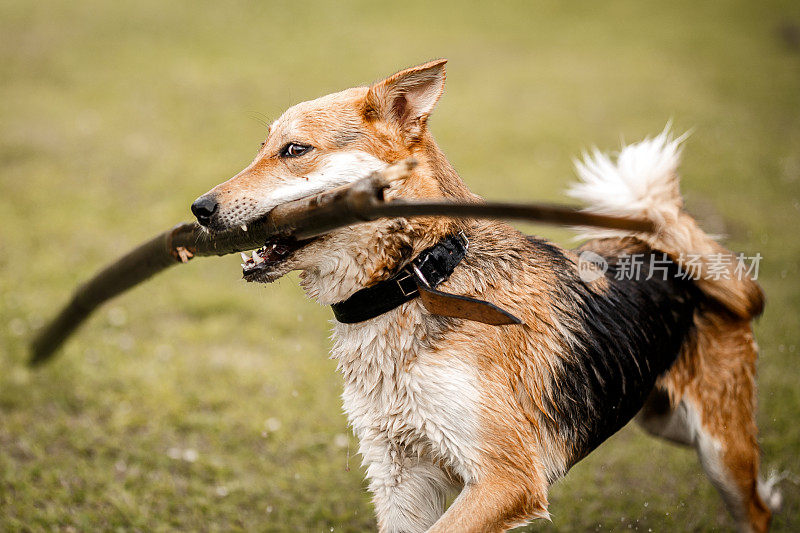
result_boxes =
[191,195,219,226]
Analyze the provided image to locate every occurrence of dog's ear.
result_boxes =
[364,59,447,138]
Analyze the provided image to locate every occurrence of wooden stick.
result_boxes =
[29,160,653,365]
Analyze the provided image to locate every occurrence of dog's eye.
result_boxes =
[280,143,313,158]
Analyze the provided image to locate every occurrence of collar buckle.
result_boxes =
[395,268,419,297]
[411,263,431,288]
[457,230,469,251]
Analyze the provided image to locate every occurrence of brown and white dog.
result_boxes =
[191,60,780,532]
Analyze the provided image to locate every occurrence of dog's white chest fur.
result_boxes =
[331,304,482,484]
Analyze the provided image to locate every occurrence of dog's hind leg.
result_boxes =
[636,386,695,447]
[637,313,779,532]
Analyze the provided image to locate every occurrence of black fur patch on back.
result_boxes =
[527,236,700,467]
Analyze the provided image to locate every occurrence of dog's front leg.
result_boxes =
[426,470,550,533]
[363,439,457,533]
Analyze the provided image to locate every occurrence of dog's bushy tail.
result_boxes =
[567,126,764,320]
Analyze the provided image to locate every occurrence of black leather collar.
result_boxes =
[331,233,469,324]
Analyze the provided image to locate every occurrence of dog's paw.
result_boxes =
[759,470,790,513]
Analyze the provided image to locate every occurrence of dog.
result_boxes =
[190,60,780,532]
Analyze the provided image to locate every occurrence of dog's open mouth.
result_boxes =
[240,235,313,283]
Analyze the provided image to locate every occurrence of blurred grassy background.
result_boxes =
[1,0,799,530]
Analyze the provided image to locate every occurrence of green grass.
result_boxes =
[1,0,799,530]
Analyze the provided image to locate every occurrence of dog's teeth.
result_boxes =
[241,263,247,269]
[240,224,247,232]
[254,249,265,263]
[240,252,249,262]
